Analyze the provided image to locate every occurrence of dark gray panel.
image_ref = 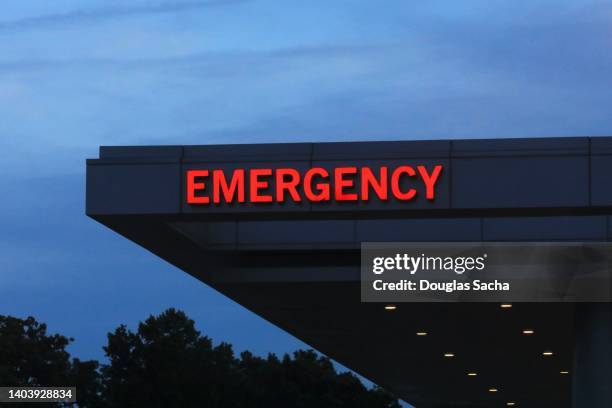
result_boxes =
[100,145,183,159]
[312,140,450,160]
[452,137,588,157]
[591,155,612,206]
[590,137,612,155]
[86,163,180,215]
[483,216,607,241]
[452,156,589,208]
[183,143,312,163]
[170,221,237,247]
[238,220,355,244]
[89,137,612,217]
[356,218,481,241]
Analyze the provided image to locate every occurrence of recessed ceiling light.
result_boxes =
[500,303,512,309]
[542,351,554,356]
[443,353,455,358]
[489,388,498,393]
[507,403,516,406]
[384,305,397,310]
[560,370,570,375]
[416,332,428,336]
[522,329,534,335]
[467,372,477,377]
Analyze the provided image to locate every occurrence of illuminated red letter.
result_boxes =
[391,166,416,201]
[361,166,388,201]
[186,170,210,204]
[334,167,358,201]
[276,168,302,202]
[250,168,273,203]
[304,168,330,201]
[418,165,443,200]
[213,169,245,203]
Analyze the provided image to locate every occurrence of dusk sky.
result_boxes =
[1,0,611,378]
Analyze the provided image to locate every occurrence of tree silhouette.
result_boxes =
[102,309,244,407]
[238,349,400,408]
[0,315,103,407]
[0,310,400,407]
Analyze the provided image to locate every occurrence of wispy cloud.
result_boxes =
[0,0,248,32]
[0,43,379,71]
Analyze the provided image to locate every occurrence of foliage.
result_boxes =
[0,315,102,407]
[0,310,400,408]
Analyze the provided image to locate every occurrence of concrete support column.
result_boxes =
[572,303,612,407]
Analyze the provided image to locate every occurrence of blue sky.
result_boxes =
[0,0,611,391]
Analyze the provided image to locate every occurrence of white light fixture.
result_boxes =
[443,353,455,358]
[500,303,512,309]
[522,329,534,335]
[384,305,397,311]
[542,351,554,356]
[416,332,427,336]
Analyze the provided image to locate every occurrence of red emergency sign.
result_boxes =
[186,165,443,205]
